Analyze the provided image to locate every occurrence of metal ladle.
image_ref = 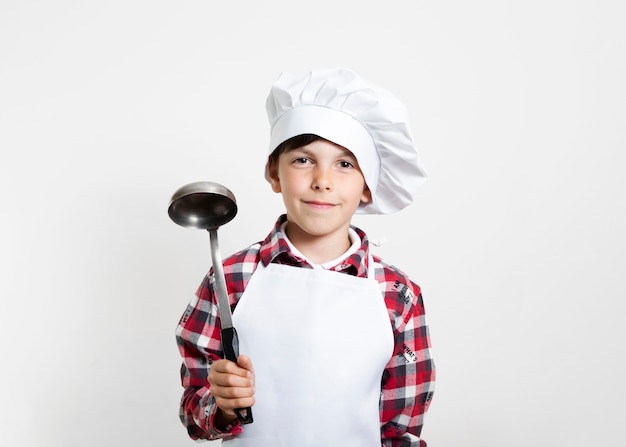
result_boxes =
[168,181,253,424]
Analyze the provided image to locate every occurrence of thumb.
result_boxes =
[237,354,254,374]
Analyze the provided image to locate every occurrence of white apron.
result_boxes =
[226,259,394,447]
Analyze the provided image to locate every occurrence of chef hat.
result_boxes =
[264,67,426,214]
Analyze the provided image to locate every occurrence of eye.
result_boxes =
[293,157,311,165]
[338,160,355,169]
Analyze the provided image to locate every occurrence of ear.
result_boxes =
[361,184,372,204]
[267,157,282,193]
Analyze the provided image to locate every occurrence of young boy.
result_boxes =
[176,68,435,447]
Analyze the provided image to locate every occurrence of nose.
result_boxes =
[312,166,332,191]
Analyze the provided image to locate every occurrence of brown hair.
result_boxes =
[269,134,326,163]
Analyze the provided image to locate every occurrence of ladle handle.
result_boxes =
[221,327,254,424]
[208,229,253,424]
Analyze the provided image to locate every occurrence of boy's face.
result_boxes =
[268,139,371,246]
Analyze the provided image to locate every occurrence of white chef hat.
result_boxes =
[264,67,426,214]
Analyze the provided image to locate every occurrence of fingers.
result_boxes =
[209,358,255,414]
[237,355,254,374]
[211,358,253,382]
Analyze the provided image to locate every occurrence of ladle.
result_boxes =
[168,181,253,424]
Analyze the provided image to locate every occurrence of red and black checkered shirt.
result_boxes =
[176,215,435,446]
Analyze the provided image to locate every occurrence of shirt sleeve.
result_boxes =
[379,268,436,447]
[175,273,244,440]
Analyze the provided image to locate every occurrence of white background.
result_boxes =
[1,1,624,446]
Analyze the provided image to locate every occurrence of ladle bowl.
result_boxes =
[167,181,237,230]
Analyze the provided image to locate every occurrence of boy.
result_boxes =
[176,68,435,446]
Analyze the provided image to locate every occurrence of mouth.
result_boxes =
[303,200,336,210]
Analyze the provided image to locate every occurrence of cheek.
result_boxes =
[277,169,303,192]
[272,167,303,196]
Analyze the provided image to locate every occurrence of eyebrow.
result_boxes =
[289,145,358,161]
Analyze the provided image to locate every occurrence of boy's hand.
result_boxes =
[208,355,255,425]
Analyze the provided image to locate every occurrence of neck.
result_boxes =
[285,224,352,265]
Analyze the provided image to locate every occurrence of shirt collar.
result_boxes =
[258,214,371,278]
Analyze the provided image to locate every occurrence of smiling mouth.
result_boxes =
[304,200,336,209]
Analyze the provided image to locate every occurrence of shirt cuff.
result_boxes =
[205,395,244,438]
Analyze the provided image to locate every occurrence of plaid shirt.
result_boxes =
[176,215,435,446]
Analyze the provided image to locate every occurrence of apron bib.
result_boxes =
[226,260,394,447]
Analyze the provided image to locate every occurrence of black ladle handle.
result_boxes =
[221,327,254,424]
